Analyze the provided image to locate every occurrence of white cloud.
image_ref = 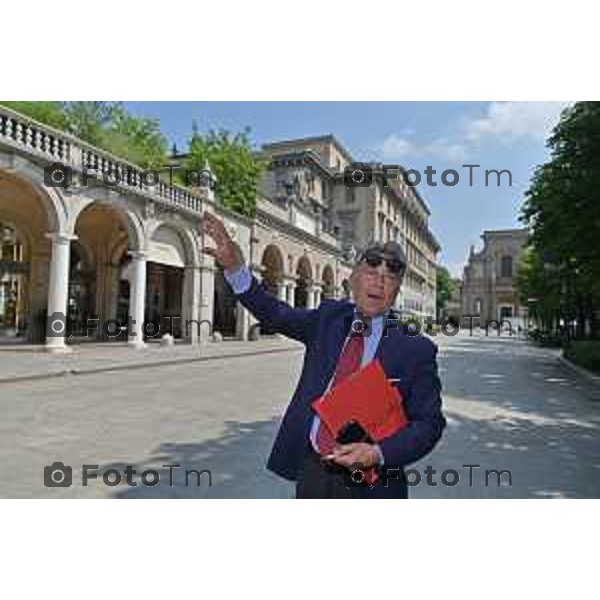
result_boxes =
[464,101,571,145]
[378,101,571,163]
[381,134,468,163]
[381,135,416,160]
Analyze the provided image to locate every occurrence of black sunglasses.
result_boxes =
[360,249,406,276]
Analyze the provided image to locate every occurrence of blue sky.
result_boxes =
[124,101,569,277]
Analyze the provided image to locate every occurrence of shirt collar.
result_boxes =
[352,308,391,323]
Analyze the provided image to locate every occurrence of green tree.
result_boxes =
[516,246,562,332]
[182,123,264,218]
[1,101,168,170]
[65,101,114,147]
[520,101,600,338]
[0,101,68,129]
[436,266,456,317]
[100,104,168,169]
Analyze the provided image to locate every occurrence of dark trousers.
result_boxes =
[295,448,409,499]
[295,449,367,499]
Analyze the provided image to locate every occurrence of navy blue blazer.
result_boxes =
[236,277,446,498]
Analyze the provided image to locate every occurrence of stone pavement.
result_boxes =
[0,337,302,384]
[1,329,598,498]
[411,330,600,498]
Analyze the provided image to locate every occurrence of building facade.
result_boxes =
[460,228,529,329]
[0,107,440,350]
[260,136,440,320]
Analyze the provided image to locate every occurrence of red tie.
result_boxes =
[316,333,365,455]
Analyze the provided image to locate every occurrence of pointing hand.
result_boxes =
[201,211,245,272]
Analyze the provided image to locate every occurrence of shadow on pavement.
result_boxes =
[101,417,295,499]
[100,336,600,499]
[413,338,600,498]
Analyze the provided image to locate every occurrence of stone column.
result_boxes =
[197,263,215,345]
[235,303,249,341]
[93,260,106,339]
[287,282,296,308]
[314,284,322,308]
[277,281,287,302]
[306,285,315,309]
[45,233,74,352]
[182,265,201,344]
[128,251,147,348]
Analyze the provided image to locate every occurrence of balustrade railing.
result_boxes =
[0,105,205,215]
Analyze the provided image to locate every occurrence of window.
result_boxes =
[500,255,513,278]
[500,306,513,319]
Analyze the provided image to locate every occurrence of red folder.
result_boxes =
[312,359,408,443]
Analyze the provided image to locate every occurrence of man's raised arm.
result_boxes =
[201,211,318,344]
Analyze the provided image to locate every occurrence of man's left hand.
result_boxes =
[329,443,380,468]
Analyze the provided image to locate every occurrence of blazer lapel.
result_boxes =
[375,310,403,375]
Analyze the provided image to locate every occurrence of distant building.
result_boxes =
[0,104,441,349]
[460,229,529,329]
[261,135,441,319]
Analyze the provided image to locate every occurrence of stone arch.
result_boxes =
[148,224,188,268]
[0,167,69,342]
[296,254,313,281]
[322,264,335,299]
[261,244,285,295]
[144,222,199,338]
[294,254,312,308]
[341,278,351,300]
[0,159,68,234]
[72,200,145,340]
[72,197,145,253]
[147,219,199,268]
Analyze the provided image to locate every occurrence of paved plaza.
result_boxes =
[1,330,599,498]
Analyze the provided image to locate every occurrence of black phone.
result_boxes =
[336,420,373,445]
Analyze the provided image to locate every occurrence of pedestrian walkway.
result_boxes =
[0,338,303,384]
[413,330,600,498]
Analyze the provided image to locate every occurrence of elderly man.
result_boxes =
[202,211,445,499]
